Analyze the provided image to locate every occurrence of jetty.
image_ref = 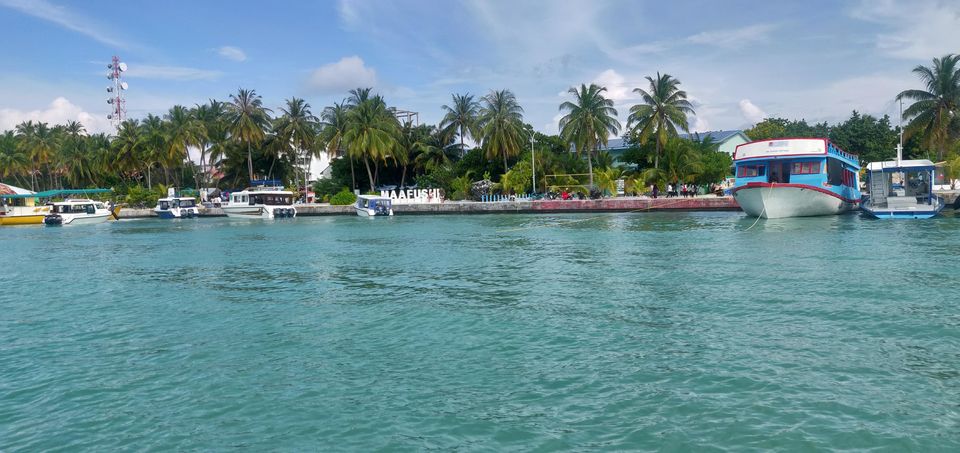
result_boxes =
[117,196,741,218]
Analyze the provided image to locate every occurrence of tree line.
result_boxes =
[2,54,956,200]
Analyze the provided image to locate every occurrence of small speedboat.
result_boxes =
[43,199,113,226]
[222,186,297,219]
[862,159,944,219]
[355,195,393,217]
[155,196,200,219]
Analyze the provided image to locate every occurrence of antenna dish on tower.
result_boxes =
[106,56,127,129]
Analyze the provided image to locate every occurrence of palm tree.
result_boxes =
[896,54,960,160]
[440,93,480,158]
[627,72,696,169]
[478,89,525,174]
[226,88,272,183]
[342,94,400,192]
[139,114,167,188]
[559,83,621,187]
[0,130,29,187]
[641,137,703,187]
[275,97,319,195]
[166,105,205,187]
[113,119,143,184]
[320,102,353,190]
[194,100,227,189]
[17,121,57,190]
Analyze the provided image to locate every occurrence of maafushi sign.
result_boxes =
[380,189,444,204]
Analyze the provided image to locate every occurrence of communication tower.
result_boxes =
[106,56,128,129]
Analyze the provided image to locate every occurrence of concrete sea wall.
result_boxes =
[117,197,741,219]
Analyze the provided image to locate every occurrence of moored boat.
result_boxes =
[155,196,200,219]
[1,186,116,225]
[44,199,114,226]
[862,160,944,219]
[731,138,861,218]
[222,186,297,219]
[355,195,393,217]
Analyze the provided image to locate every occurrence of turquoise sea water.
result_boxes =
[2,212,959,451]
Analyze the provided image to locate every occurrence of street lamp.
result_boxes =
[531,135,536,195]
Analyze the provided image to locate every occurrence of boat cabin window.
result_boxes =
[171,199,180,208]
[737,165,765,178]
[791,162,821,175]
[159,201,170,210]
[251,194,292,205]
[827,158,844,186]
[842,169,856,187]
[180,199,196,208]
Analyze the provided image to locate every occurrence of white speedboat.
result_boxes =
[222,186,296,219]
[44,199,114,226]
[155,196,199,219]
[862,159,944,219]
[355,195,393,216]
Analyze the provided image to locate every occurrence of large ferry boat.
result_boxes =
[222,186,296,219]
[731,138,861,218]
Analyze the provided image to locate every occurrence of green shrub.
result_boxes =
[313,179,345,199]
[125,185,165,208]
[329,190,357,206]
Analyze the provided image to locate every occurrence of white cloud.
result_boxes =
[124,64,223,81]
[0,0,128,48]
[217,46,247,62]
[306,56,378,94]
[687,24,778,49]
[850,0,960,59]
[0,97,113,133]
[738,99,767,124]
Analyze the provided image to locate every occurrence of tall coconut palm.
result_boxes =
[0,130,29,187]
[194,100,227,189]
[226,88,272,183]
[627,72,696,169]
[478,89,525,174]
[113,119,143,184]
[440,93,480,158]
[342,95,400,192]
[275,97,319,194]
[139,114,168,188]
[321,102,354,190]
[896,54,960,160]
[559,83,621,187]
[17,121,57,190]
[166,105,205,187]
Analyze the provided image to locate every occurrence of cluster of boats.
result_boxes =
[731,137,946,220]
[0,184,396,227]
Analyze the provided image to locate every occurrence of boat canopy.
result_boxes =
[866,159,936,172]
[0,188,112,199]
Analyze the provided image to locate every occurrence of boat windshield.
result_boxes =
[251,194,293,205]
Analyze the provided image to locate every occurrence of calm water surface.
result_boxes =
[2,212,959,451]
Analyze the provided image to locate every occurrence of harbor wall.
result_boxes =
[117,197,741,219]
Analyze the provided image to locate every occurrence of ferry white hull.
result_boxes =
[355,207,393,217]
[222,205,296,219]
[60,213,112,225]
[734,186,856,219]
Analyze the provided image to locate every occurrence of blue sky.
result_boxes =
[1,0,959,136]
